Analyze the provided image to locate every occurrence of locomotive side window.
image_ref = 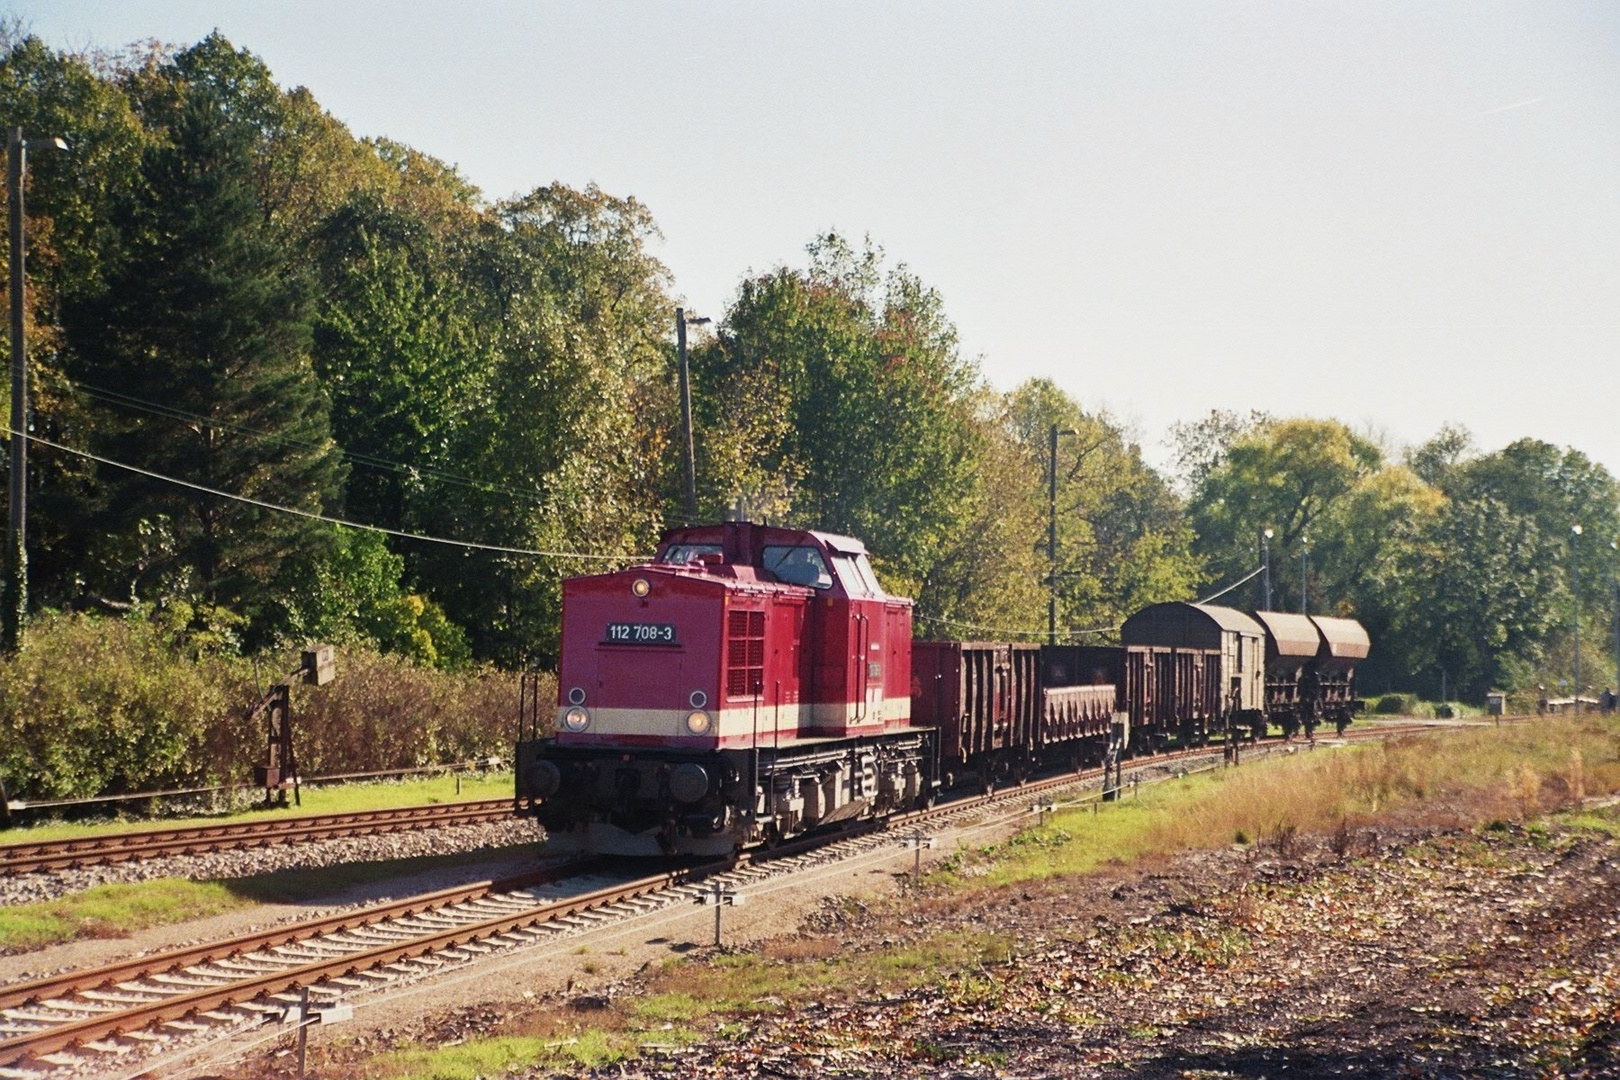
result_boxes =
[762,545,832,589]
[830,553,887,597]
[660,543,722,564]
[850,554,886,597]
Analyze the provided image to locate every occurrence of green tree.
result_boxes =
[63,74,344,626]
[1381,497,1566,700]
[1187,417,1386,611]
[1003,379,1200,638]
[411,183,674,664]
[310,194,491,530]
[701,234,981,593]
[269,526,470,669]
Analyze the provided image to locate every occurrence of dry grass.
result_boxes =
[1149,718,1620,853]
[939,717,1620,891]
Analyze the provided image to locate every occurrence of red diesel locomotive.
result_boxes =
[515,521,930,855]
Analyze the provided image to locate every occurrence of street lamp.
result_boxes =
[1047,424,1078,645]
[1299,535,1309,616]
[674,308,710,526]
[4,127,69,653]
[1572,524,1582,713]
[1260,527,1274,611]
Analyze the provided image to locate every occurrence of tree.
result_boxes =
[1187,417,1386,611]
[1003,379,1200,637]
[700,234,982,594]
[63,74,344,627]
[1380,497,1566,700]
[310,194,490,530]
[408,183,675,664]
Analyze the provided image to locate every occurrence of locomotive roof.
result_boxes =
[657,521,870,555]
[1250,610,1323,658]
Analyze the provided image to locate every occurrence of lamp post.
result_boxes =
[1571,524,1582,712]
[1048,424,1078,645]
[4,127,68,653]
[1260,527,1274,611]
[1299,535,1309,616]
[674,308,710,526]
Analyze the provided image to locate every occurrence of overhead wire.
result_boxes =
[18,431,641,562]
[1195,564,1264,605]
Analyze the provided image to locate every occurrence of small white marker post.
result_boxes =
[285,988,352,1080]
[897,829,935,884]
[1030,802,1056,827]
[696,881,743,946]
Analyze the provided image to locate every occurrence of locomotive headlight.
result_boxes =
[684,710,712,735]
[562,706,591,733]
[631,577,651,597]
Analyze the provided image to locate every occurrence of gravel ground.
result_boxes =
[246,817,1620,1080]
[0,817,543,906]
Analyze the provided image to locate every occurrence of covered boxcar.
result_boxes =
[1119,603,1266,745]
[1250,610,1324,738]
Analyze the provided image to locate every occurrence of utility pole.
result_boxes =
[675,308,711,526]
[1572,525,1582,712]
[4,128,67,653]
[1610,540,1618,706]
[1047,424,1076,646]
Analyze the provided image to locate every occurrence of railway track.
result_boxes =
[0,748,1150,1075]
[0,718,1517,1075]
[0,799,517,875]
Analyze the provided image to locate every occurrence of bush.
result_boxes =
[0,612,251,799]
[1373,693,1412,715]
[0,612,529,800]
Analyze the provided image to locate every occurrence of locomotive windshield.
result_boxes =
[761,544,832,588]
[660,543,722,564]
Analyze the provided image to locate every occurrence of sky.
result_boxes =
[18,1,1620,481]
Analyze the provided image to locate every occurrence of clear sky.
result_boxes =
[18,1,1620,481]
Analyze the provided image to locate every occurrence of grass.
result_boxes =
[0,879,244,951]
[354,932,1015,1077]
[0,772,515,845]
[0,841,544,952]
[943,715,1620,891]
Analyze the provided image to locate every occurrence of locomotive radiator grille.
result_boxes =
[726,609,766,697]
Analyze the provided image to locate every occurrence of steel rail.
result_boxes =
[0,799,517,875]
[0,858,590,1014]
[0,858,678,1067]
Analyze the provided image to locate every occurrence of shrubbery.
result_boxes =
[0,612,530,801]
